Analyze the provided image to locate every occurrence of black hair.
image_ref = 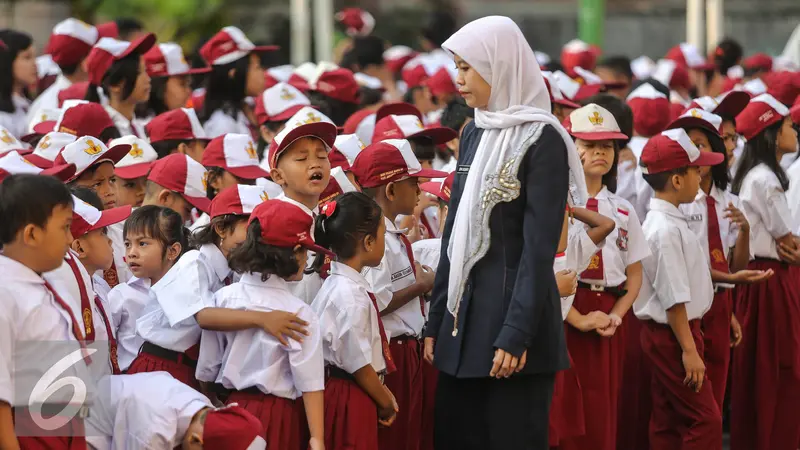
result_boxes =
[685,127,730,191]
[409,137,436,162]
[359,86,384,108]
[713,38,743,75]
[59,63,80,77]
[403,85,423,106]
[309,192,383,272]
[114,18,144,41]
[257,121,286,161]
[151,139,192,159]
[205,166,227,199]
[596,56,633,81]
[86,53,142,103]
[191,214,248,248]
[343,36,387,71]
[100,126,122,143]
[581,94,634,148]
[421,11,457,48]
[732,119,789,194]
[198,55,251,123]
[0,174,74,245]
[307,91,358,126]
[440,97,474,133]
[227,220,301,280]
[641,166,690,192]
[0,29,33,113]
[140,76,171,117]
[123,204,189,258]
[70,186,104,210]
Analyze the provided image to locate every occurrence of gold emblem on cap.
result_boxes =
[129,143,143,158]
[280,88,295,100]
[38,135,52,149]
[84,139,103,156]
[303,112,322,124]
[415,118,424,130]
[201,171,208,191]
[40,113,48,122]
[259,191,269,202]
[245,141,257,159]
[1,130,15,144]
[588,111,604,126]
[691,109,703,118]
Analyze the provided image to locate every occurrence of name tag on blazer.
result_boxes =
[457,165,470,174]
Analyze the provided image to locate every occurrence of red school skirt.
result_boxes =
[559,288,623,450]
[324,370,379,450]
[126,342,201,391]
[227,388,305,450]
[378,336,422,450]
[14,408,86,450]
[548,351,585,448]
[701,288,733,409]
[616,310,651,450]
[420,357,438,450]
[730,260,800,450]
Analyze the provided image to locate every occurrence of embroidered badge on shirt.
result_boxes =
[616,228,629,251]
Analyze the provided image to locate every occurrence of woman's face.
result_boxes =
[163,75,192,111]
[454,54,491,109]
[245,53,266,97]
[777,116,799,155]
[13,45,37,88]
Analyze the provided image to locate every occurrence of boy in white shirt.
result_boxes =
[633,129,724,450]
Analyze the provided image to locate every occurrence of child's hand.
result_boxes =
[424,337,435,364]
[596,323,618,337]
[260,311,309,345]
[730,313,743,347]
[778,240,800,265]
[378,387,398,427]
[580,311,611,332]
[416,263,435,293]
[723,203,749,233]
[682,350,706,393]
[309,437,325,450]
[556,270,577,297]
[617,147,636,168]
[730,269,773,284]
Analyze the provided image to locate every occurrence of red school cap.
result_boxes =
[202,405,266,450]
[351,139,448,188]
[335,8,375,37]
[765,71,800,107]
[735,93,790,140]
[254,82,311,125]
[200,26,278,66]
[640,129,724,174]
[144,43,210,78]
[53,136,131,182]
[665,43,715,71]
[71,195,131,237]
[53,102,115,139]
[626,83,672,137]
[423,67,458,99]
[0,126,30,157]
[210,183,281,218]
[342,108,377,145]
[541,72,580,109]
[96,22,119,39]
[248,198,330,255]
[318,166,360,205]
[384,46,418,74]
[85,34,156,85]
[26,132,78,169]
[686,91,750,119]
[266,106,337,170]
[742,53,773,72]
[147,153,211,212]
[57,81,90,108]
[145,108,209,143]
[202,133,269,180]
[652,59,692,92]
[111,136,158,179]
[420,171,455,203]
[666,108,723,136]
[46,19,99,67]
[372,113,457,145]
[0,151,76,183]
[560,39,599,78]
[307,66,361,104]
[565,103,629,141]
[329,134,365,171]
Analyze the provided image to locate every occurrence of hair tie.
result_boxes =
[319,200,337,233]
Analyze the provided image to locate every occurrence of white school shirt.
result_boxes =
[0,94,30,139]
[203,109,251,138]
[679,186,741,283]
[93,274,112,303]
[196,273,324,399]
[0,255,84,406]
[85,372,212,450]
[27,74,71,124]
[786,159,800,234]
[278,193,325,304]
[555,223,601,320]
[413,238,441,316]
[579,187,650,286]
[108,276,151,371]
[634,198,714,324]
[106,221,132,285]
[311,262,387,373]
[136,244,231,352]
[363,216,423,338]
[104,105,145,138]
[737,164,795,260]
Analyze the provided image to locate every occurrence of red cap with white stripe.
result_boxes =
[383,46,418,74]
[254,82,311,124]
[565,104,629,141]
[112,136,158,179]
[210,183,281,218]
[0,126,29,157]
[200,26,278,66]
[735,93,790,140]
[318,166,359,205]
[203,405,266,450]
[45,19,99,67]
[640,129,724,174]
[267,107,338,169]
[145,108,208,143]
[652,59,691,92]
[329,134,365,171]
[342,109,377,145]
[145,43,210,78]
[667,108,723,136]
[202,133,269,180]
[53,136,131,182]
[70,195,131,237]
[307,66,361,104]
[53,101,115,139]
[420,171,455,202]
[26,132,77,169]
[550,70,603,102]
[686,91,750,119]
[541,71,580,109]
[0,151,76,182]
[351,139,448,188]
[626,84,671,137]
[665,43,714,71]
[85,34,156,85]
[560,39,599,78]
[372,114,457,145]
[147,153,211,212]
[249,198,328,255]
[335,8,375,37]
[423,67,458,99]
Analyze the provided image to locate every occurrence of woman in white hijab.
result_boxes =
[422,16,587,450]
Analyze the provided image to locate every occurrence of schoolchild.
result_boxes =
[0,30,36,138]
[145,107,209,162]
[253,81,311,157]
[142,43,210,119]
[56,135,131,210]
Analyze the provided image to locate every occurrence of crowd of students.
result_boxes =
[0,10,798,450]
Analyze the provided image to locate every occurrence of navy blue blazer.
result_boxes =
[424,121,570,378]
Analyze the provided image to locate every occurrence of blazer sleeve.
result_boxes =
[493,125,569,356]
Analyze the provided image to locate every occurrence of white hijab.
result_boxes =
[444,16,588,335]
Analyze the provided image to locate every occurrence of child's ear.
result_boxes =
[157,189,172,206]
[363,233,375,252]
[176,142,189,155]
[165,242,182,262]
[384,182,395,201]
[260,125,275,143]
[445,138,459,153]
[270,168,287,187]
[70,239,84,256]
[212,222,227,240]
[671,173,683,191]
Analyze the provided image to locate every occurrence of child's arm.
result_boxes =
[353,365,397,424]
[379,267,434,316]
[0,402,19,450]
[608,262,643,322]
[302,391,325,449]
[666,303,705,393]
[571,206,616,245]
[195,308,309,346]
[565,307,611,332]
[725,202,751,273]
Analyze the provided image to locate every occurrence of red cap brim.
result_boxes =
[24,153,55,169]
[409,127,458,145]
[412,168,449,179]
[714,91,751,118]
[67,143,132,181]
[184,194,212,213]
[420,181,445,200]
[253,45,280,53]
[226,165,271,180]
[120,33,157,59]
[269,105,311,123]
[115,162,154,180]
[33,121,56,135]
[272,122,338,167]
[42,163,77,182]
[570,131,629,141]
[554,98,581,109]
[690,151,725,167]
[93,205,133,230]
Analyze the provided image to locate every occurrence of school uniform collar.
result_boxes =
[384,216,405,235]
[199,244,232,283]
[0,254,45,285]
[693,185,726,205]
[104,105,136,131]
[276,192,320,216]
[128,276,151,289]
[239,272,289,290]
[649,197,687,221]
[330,261,371,291]
[593,185,611,200]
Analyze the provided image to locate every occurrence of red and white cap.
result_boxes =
[335,8,375,37]
[626,83,671,137]
[203,133,269,180]
[200,26,278,66]
[665,43,714,71]
[287,62,317,92]
[401,59,435,89]
[573,66,626,89]
[735,93,790,140]
[652,59,692,92]
[307,65,361,104]
[561,39,599,78]
[535,50,551,69]
[318,166,359,205]
[343,109,377,145]
[145,107,208,143]
[267,107,338,169]
[765,71,800,107]
[147,153,210,212]
[0,151,76,183]
[383,46,418,74]
[52,102,115,139]
[96,22,119,39]
[144,43,210,78]
[264,65,294,89]
[743,53,773,72]
[790,96,800,125]
[354,72,384,90]
[210,183,280,218]
[25,132,77,169]
[351,139,448,188]
[741,78,768,97]
[53,136,131,182]
[202,405,266,450]
[254,82,311,124]
[56,82,91,108]
[686,91,750,118]
[329,134,366,170]
[666,108,723,136]
[550,70,602,102]
[0,126,29,156]
[423,67,458,99]
[85,34,156,85]
[249,198,328,254]
[45,18,99,67]
[631,56,656,80]
[541,71,580,109]
[372,113,457,145]
[640,128,724,174]
[111,136,158,179]
[70,195,131,237]
[565,104,629,140]
[26,108,61,137]
[420,171,455,203]
[36,54,61,79]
